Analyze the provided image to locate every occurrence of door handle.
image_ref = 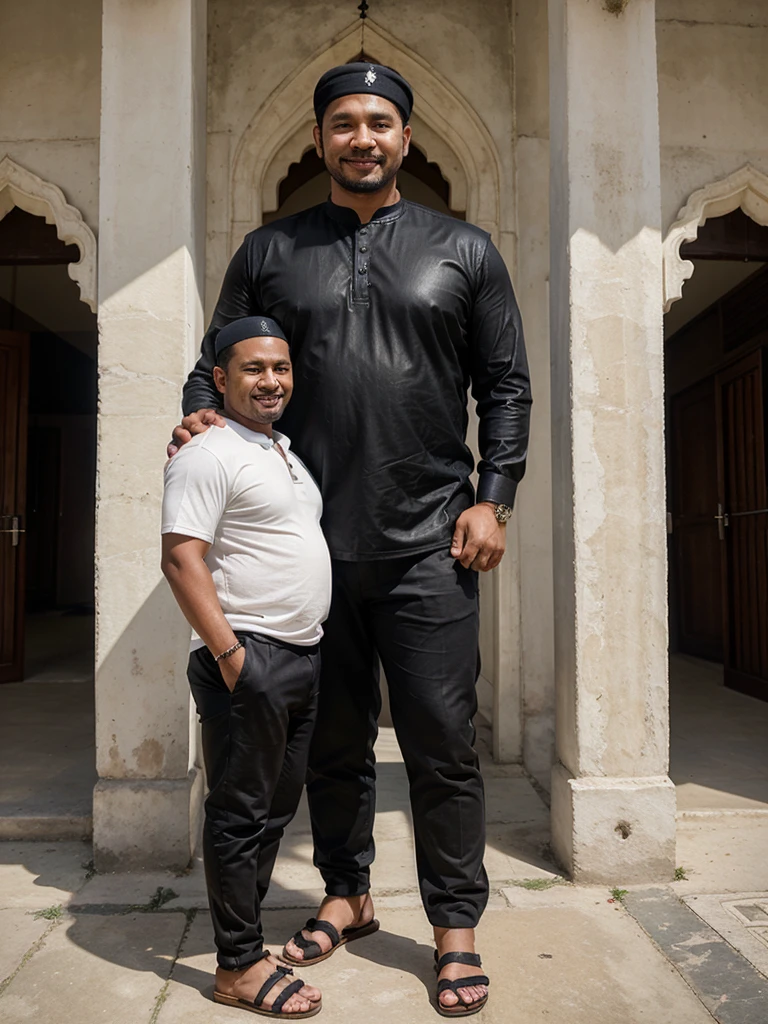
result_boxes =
[728,507,768,518]
[714,504,729,541]
[0,515,24,546]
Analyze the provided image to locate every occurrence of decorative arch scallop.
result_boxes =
[663,164,768,312]
[0,156,97,311]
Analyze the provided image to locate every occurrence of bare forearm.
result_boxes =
[163,557,237,657]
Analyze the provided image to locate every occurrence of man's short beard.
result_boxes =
[327,159,400,195]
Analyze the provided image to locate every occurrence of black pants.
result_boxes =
[306,547,488,929]
[188,632,320,971]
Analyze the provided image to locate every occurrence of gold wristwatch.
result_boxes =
[491,503,513,524]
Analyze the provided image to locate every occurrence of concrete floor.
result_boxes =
[669,654,768,815]
[2,652,768,1021]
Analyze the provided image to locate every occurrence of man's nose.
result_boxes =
[351,126,375,149]
[257,370,279,390]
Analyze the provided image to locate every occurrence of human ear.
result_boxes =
[213,365,227,395]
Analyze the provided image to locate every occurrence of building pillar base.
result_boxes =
[551,763,676,884]
[93,767,204,872]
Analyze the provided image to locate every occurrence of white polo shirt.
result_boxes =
[162,419,331,648]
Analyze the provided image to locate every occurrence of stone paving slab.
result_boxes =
[682,892,768,980]
[0,910,188,1024]
[674,819,768,894]
[0,840,90,909]
[157,902,713,1024]
[624,888,768,1024]
[0,908,49,987]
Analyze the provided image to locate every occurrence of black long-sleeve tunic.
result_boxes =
[183,197,531,561]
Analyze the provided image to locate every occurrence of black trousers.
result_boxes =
[306,547,488,929]
[188,632,320,971]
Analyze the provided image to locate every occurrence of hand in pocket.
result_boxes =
[219,643,246,692]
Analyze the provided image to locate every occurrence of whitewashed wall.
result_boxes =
[657,0,768,230]
[0,1,101,231]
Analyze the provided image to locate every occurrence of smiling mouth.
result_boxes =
[252,394,283,406]
[343,158,383,170]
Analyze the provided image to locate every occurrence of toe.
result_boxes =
[284,938,302,961]
[299,983,321,1002]
[439,989,459,1008]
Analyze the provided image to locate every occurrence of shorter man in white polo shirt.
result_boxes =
[161,316,330,1019]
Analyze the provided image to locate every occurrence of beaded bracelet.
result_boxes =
[215,640,244,663]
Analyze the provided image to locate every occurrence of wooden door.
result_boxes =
[718,350,768,699]
[0,331,29,682]
[670,378,724,660]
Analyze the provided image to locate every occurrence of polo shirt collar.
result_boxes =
[224,418,291,451]
[324,196,406,227]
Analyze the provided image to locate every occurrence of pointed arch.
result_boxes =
[230,20,502,247]
[663,164,768,312]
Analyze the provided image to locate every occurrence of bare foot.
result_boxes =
[215,954,321,1015]
[283,893,374,962]
[434,927,488,1011]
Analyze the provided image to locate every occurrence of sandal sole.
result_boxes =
[213,991,322,1019]
[436,994,489,1017]
[279,919,380,967]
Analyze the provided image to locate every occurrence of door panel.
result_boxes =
[0,331,29,682]
[670,379,724,660]
[718,351,768,699]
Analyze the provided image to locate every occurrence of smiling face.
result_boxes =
[313,93,411,195]
[213,336,293,435]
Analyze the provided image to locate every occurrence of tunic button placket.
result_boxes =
[352,225,370,306]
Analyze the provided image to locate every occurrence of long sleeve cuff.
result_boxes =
[477,470,519,509]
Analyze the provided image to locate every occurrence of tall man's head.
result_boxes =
[313,63,413,195]
[213,317,293,434]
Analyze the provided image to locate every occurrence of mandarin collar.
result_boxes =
[324,196,406,228]
[224,418,291,451]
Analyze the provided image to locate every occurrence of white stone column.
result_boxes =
[94,0,207,869]
[548,0,676,883]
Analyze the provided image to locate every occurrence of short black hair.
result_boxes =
[216,344,236,371]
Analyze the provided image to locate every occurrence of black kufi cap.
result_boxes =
[214,316,288,357]
[314,62,413,126]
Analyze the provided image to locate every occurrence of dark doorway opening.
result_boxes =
[0,208,97,683]
[666,209,768,703]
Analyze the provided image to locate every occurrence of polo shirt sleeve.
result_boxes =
[161,445,228,543]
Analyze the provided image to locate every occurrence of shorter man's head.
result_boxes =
[213,317,293,430]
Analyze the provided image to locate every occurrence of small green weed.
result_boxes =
[512,877,565,891]
[33,904,64,921]
[609,887,628,903]
[674,866,688,881]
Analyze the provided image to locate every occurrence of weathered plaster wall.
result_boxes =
[657,0,768,231]
[0,1,101,231]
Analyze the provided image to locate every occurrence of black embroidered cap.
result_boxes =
[314,62,414,126]
[214,316,288,357]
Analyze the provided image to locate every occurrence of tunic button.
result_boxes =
[358,265,368,274]
[359,246,368,253]
[360,228,368,235]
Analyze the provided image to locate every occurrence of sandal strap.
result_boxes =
[291,931,319,954]
[435,951,483,971]
[437,975,490,995]
[305,917,341,947]
[254,966,294,1007]
[271,978,305,1014]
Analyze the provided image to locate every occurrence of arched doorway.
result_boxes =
[0,190,97,836]
[663,177,768,817]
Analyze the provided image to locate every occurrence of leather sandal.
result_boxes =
[214,963,321,1019]
[280,915,380,966]
[434,951,489,1017]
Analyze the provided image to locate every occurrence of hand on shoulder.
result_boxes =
[167,409,226,458]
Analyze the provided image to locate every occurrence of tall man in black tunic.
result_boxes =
[175,63,531,1016]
